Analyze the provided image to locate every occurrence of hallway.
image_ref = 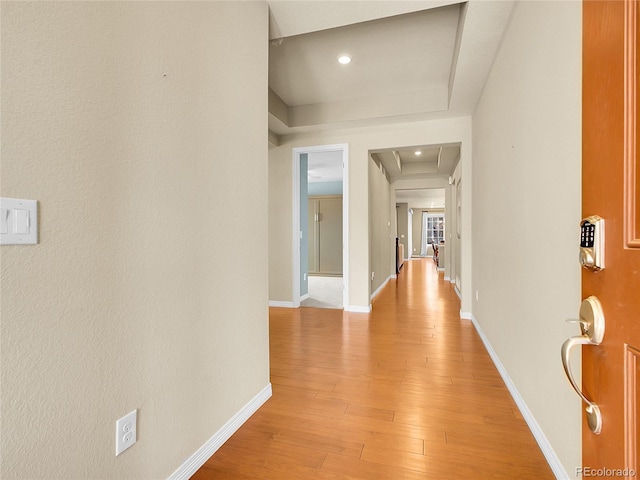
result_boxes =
[193,259,553,479]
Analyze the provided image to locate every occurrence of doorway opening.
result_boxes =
[395,188,446,269]
[292,144,349,310]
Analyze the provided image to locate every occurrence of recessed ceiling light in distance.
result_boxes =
[338,55,352,65]
[415,150,422,156]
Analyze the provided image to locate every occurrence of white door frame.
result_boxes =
[292,144,349,308]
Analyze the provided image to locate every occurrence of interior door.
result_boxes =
[308,196,343,276]
[317,197,343,274]
[582,0,640,475]
[308,199,318,274]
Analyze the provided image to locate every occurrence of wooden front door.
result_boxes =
[582,0,640,476]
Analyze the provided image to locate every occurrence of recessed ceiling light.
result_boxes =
[415,150,422,156]
[338,55,352,65]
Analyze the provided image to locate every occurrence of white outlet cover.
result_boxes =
[115,410,137,456]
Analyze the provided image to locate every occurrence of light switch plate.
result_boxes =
[0,198,38,245]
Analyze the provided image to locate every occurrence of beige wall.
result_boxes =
[445,184,454,280]
[472,1,582,475]
[268,142,293,303]
[450,160,462,293]
[369,155,392,295]
[1,2,269,478]
[269,118,472,311]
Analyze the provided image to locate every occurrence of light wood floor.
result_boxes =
[193,259,554,479]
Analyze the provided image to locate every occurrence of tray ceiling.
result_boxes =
[267,0,515,136]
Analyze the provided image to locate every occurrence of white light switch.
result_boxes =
[0,198,38,245]
[13,209,29,234]
[0,209,8,234]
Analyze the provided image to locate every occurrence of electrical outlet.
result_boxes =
[303,273,307,281]
[115,410,137,456]
[476,290,479,302]
[371,272,375,281]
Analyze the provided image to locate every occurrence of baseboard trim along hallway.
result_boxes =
[345,304,372,313]
[370,274,393,301]
[193,259,554,479]
[268,300,294,308]
[469,314,566,478]
[168,384,272,480]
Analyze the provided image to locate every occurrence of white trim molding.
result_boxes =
[346,305,372,313]
[370,275,392,301]
[292,144,350,311]
[459,310,472,320]
[168,384,272,480]
[269,300,294,308]
[292,150,302,308]
[469,314,567,479]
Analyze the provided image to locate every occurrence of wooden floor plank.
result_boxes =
[194,259,554,479]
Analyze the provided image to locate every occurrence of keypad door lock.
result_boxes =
[580,216,605,271]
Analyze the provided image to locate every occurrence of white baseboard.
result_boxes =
[168,383,272,480]
[454,286,461,299]
[269,300,294,308]
[346,305,371,313]
[444,275,451,281]
[370,275,392,301]
[459,310,472,320]
[468,315,567,479]
[300,293,309,301]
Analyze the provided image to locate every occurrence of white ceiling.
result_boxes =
[267,0,515,136]
[372,144,460,182]
[268,0,461,40]
[307,151,343,183]
[270,5,460,109]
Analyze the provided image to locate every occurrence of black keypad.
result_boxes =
[581,222,595,248]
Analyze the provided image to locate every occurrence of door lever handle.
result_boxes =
[561,335,602,434]
[560,296,605,434]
